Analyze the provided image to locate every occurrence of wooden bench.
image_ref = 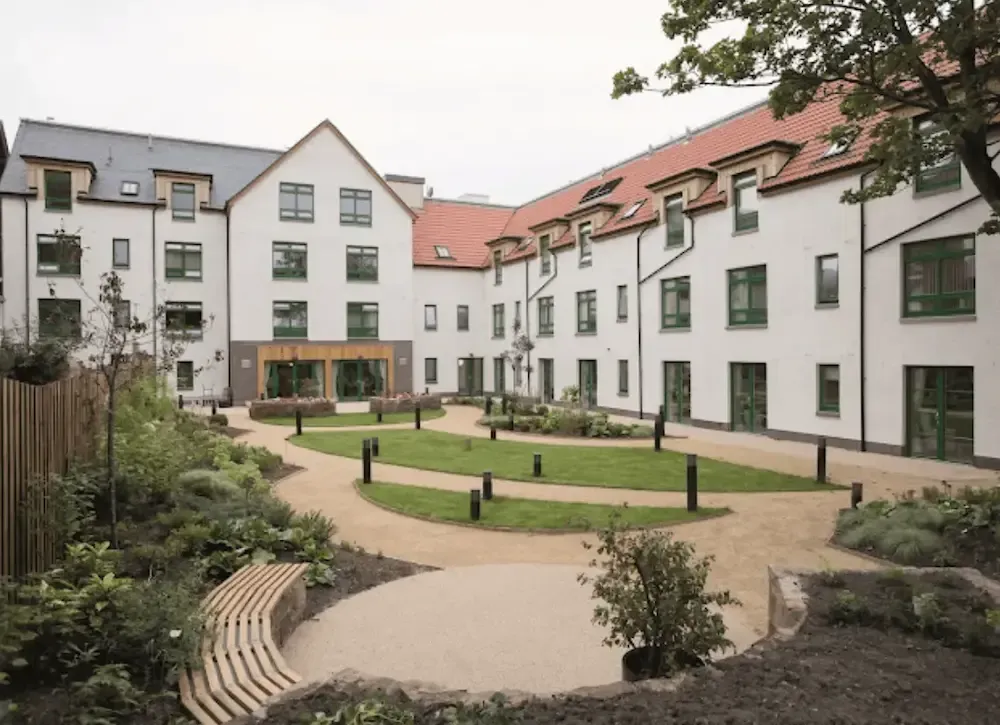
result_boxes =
[179,563,309,724]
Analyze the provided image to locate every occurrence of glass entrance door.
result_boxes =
[457,357,484,396]
[336,359,386,401]
[664,361,691,423]
[730,363,767,432]
[539,358,555,403]
[578,359,597,408]
[906,366,974,463]
[265,361,324,398]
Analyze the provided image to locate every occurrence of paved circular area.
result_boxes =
[283,563,759,694]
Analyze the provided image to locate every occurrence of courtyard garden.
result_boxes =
[356,481,728,531]
[293,429,836,492]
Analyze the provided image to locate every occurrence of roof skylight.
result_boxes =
[579,177,623,204]
[821,136,853,159]
[434,245,452,259]
[120,181,140,196]
[621,200,645,219]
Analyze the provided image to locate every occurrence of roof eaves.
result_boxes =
[20,154,98,175]
[592,212,659,240]
[564,201,621,220]
[646,167,716,191]
[759,158,872,194]
[709,140,802,169]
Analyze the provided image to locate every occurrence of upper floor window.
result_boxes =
[346,245,378,281]
[44,170,72,211]
[817,364,840,414]
[273,301,308,338]
[171,182,196,221]
[733,172,758,233]
[576,290,597,333]
[816,254,839,305]
[113,238,130,269]
[340,188,372,226]
[176,361,195,391]
[347,302,379,338]
[902,236,975,317]
[539,234,552,275]
[457,304,469,331]
[492,303,505,338]
[728,265,767,325]
[113,300,131,329]
[424,304,438,330]
[273,242,307,279]
[617,285,628,322]
[38,298,81,339]
[915,120,961,194]
[665,194,684,247]
[36,234,81,276]
[493,250,503,285]
[578,222,593,267]
[661,276,691,329]
[279,182,314,221]
[514,300,522,329]
[165,302,204,338]
[538,296,554,335]
[165,242,203,280]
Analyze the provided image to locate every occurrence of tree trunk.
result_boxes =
[106,383,118,548]
[957,131,1000,221]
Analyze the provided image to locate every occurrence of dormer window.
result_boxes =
[493,249,503,285]
[434,245,452,259]
[665,195,684,248]
[915,119,961,194]
[579,177,622,204]
[733,172,759,233]
[44,170,72,212]
[120,181,140,196]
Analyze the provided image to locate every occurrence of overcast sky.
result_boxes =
[2,0,766,206]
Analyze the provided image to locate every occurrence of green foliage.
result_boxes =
[208,413,229,427]
[827,590,872,626]
[580,513,738,678]
[878,526,946,564]
[478,408,652,439]
[559,385,580,404]
[69,664,152,725]
[0,324,77,384]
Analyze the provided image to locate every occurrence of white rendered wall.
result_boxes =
[412,267,485,393]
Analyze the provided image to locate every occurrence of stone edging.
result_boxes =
[351,480,730,535]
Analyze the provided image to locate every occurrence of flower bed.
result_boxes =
[249,397,337,420]
[369,393,443,414]
[478,405,653,438]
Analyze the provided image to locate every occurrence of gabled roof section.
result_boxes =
[412,198,514,268]
[226,119,417,219]
[0,123,10,178]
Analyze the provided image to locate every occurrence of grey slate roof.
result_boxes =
[0,119,283,207]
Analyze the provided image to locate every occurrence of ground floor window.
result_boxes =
[731,362,767,432]
[663,361,691,423]
[493,357,506,394]
[617,360,628,395]
[817,364,840,414]
[335,359,386,401]
[176,361,194,391]
[425,358,438,384]
[578,359,597,407]
[905,366,973,464]
[264,360,325,399]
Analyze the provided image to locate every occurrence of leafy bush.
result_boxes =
[579,513,739,679]
[477,408,652,438]
[0,327,76,384]
[208,413,229,427]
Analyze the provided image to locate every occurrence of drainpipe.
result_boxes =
[858,169,875,453]
[23,198,29,344]
[225,209,232,402]
[151,207,157,364]
[634,223,652,420]
[523,258,531,395]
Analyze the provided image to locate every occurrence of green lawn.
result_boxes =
[293,429,838,493]
[357,481,728,530]
[264,408,445,427]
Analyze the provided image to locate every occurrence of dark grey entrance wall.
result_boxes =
[228,340,413,405]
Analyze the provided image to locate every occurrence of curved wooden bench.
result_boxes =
[179,563,309,724]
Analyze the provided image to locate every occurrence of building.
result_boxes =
[1,97,995,468]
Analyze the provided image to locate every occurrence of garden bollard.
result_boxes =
[686,454,698,512]
[659,404,665,421]
[362,439,372,484]
[501,394,508,414]
[490,424,497,441]
[295,409,303,436]
[470,489,481,521]
[464,438,472,451]
[851,482,863,509]
[817,436,827,483]
[654,415,663,452]
[371,436,379,457]
[178,394,184,409]
[509,412,515,431]
[485,397,493,415]
[376,411,383,423]
[482,471,493,500]
[533,453,542,477]
[211,401,218,416]
[415,403,422,430]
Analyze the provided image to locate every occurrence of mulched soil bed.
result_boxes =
[262,570,1000,725]
[219,425,252,438]
[264,462,305,484]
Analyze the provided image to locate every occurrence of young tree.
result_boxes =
[500,318,535,396]
[612,1,1000,232]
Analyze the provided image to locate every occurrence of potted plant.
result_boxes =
[579,514,740,681]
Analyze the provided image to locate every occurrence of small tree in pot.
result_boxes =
[579,514,740,680]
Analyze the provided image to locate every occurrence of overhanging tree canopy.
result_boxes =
[613,0,1000,232]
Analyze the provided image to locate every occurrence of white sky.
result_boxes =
[2,0,767,205]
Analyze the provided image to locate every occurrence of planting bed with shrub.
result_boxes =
[370,393,443,414]
[478,408,652,438]
[250,397,338,420]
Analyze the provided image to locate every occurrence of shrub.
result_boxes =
[209,412,229,427]
[876,526,946,564]
[178,469,243,501]
[579,513,738,679]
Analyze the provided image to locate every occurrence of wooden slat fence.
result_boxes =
[0,374,102,579]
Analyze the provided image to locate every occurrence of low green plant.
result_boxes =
[208,413,229,427]
[827,590,871,626]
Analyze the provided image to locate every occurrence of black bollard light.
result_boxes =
[490,424,497,441]
[533,453,542,477]
[485,397,493,415]
[654,414,663,452]
[295,409,303,436]
[470,489,481,520]
[211,401,218,416]
[482,471,493,500]
[686,454,698,512]
[178,394,184,409]
[501,394,508,414]
[377,410,383,423]
[851,482,863,509]
[362,439,372,483]
[817,436,827,483]
[415,402,422,430]
[508,411,515,431]
[659,404,665,421]
[371,436,379,457]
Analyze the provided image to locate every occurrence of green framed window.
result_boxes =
[816,254,839,304]
[38,298,81,339]
[514,301,521,329]
[347,302,379,339]
[539,234,552,275]
[346,245,378,281]
[280,182,314,221]
[176,361,195,392]
[457,305,469,331]
[537,296,554,335]
[618,359,629,395]
[578,222,593,266]
[665,194,684,247]
[424,304,438,330]
[902,236,975,317]
[617,285,628,322]
[493,357,506,393]
[165,242,202,280]
[273,301,308,338]
[36,234,81,275]
[915,120,961,194]
[340,188,372,226]
[165,302,203,338]
[492,303,505,338]
[660,276,690,329]
[44,170,72,211]
[113,238,130,269]
[576,290,597,333]
[493,250,503,285]
[818,364,840,414]
[113,300,131,329]
[272,242,307,279]
[733,172,759,232]
[425,358,438,384]
[728,265,767,325]
[171,182,196,220]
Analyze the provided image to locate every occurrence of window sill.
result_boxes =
[44,206,72,213]
[273,276,308,282]
[912,184,961,199]
[165,277,203,283]
[457,328,470,332]
[491,335,505,340]
[660,326,691,333]
[425,381,438,385]
[579,261,593,268]
[816,409,841,419]
[346,278,379,283]
[171,216,196,223]
[37,271,81,277]
[900,314,976,324]
[537,331,554,337]
[279,217,315,223]
[113,266,131,271]
[576,330,597,336]
[340,221,372,228]
[617,318,628,324]
[424,327,438,332]
[731,226,759,237]
[815,302,839,309]
[617,392,629,398]
[726,323,768,330]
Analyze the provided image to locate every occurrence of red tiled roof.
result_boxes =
[413,91,872,267]
[412,199,514,268]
